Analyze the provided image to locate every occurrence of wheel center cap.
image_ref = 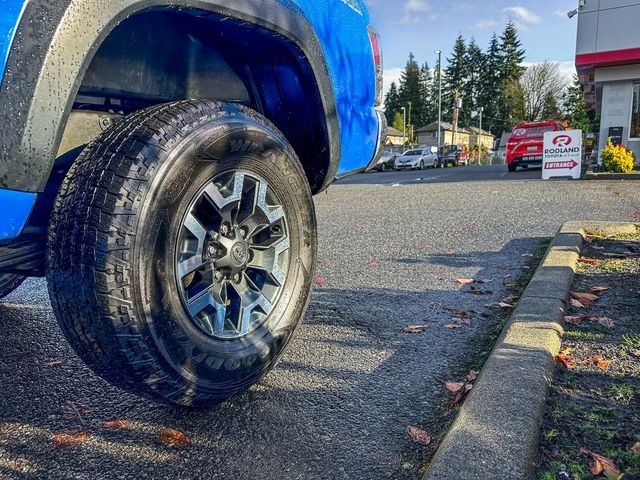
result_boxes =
[231,242,248,266]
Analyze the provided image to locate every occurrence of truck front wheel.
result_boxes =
[0,274,25,299]
[47,100,317,407]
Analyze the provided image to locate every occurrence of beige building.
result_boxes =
[384,127,405,146]
[468,127,495,151]
[415,121,471,148]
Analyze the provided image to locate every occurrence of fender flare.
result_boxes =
[0,0,340,193]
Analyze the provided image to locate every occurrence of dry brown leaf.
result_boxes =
[597,358,612,371]
[580,448,620,477]
[455,278,476,285]
[158,429,190,447]
[579,257,603,266]
[570,292,599,304]
[367,256,380,267]
[103,419,130,430]
[52,431,89,448]
[451,308,471,318]
[630,442,640,453]
[564,315,584,325]
[440,381,465,393]
[466,370,479,382]
[468,288,493,296]
[406,426,431,446]
[590,286,610,293]
[445,323,462,329]
[570,298,585,308]
[402,324,433,334]
[554,351,576,369]
[597,317,615,329]
[314,275,326,286]
[452,383,473,404]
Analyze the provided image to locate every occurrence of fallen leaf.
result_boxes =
[158,429,190,447]
[439,380,465,393]
[590,286,610,293]
[445,323,462,329]
[52,431,89,448]
[447,248,454,256]
[14,460,25,471]
[314,275,326,286]
[451,308,471,319]
[468,288,493,296]
[579,257,603,266]
[455,278,476,285]
[555,350,576,369]
[103,419,130,430]
[564,315,584,325]
[597,317,615,329]
[521,253,534,257]
[46,359,63,367]
[580,448,620,477]
[406,426,431,446]
[466,370,479,382]
[502,296,518,305]
[597,358,612,371]
[570,298,585,308]
[630,442,640,453]
[452,383,473,404]
[317,258,327,265]
[402,324,433,334]
[570,292,599,304]
[367,256,380,267]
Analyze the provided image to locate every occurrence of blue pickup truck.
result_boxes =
[0,0,384,407]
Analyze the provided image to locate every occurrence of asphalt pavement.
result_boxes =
[1,165,638,479]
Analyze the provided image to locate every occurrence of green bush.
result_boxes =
[602,138,635,173]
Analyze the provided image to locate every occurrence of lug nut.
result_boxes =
[214,271,223,282]
[240,228,247,238]
[220,224,229,236]
[208,245,216,256]
[233,274,241,283]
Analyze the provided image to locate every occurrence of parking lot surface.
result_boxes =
[1,165,638,479]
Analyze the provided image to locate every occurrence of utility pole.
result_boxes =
[452,90,460,147]
[435,49,442,165]
[407,101,412,145]
[478,106,484,165]
[401,106,406,145]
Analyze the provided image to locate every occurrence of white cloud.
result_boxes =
[476,19,500,30]
[393,0,436,25]
[382,68,403,102]
[503,5,541,27]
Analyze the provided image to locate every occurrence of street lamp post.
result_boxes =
[435,49,443,167]
[407,101,412,145]
[401,106,406,145]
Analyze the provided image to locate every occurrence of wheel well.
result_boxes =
[68,9,332,193]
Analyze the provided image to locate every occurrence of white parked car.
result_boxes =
[394,147,439,170]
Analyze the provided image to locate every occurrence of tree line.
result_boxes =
[384,22,597,143]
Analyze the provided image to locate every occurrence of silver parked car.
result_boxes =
[394,147,438,170]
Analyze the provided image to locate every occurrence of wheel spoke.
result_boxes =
[248,236,290,286]
[178,213,208,278]
[186,282,227,336]
[230,275,272,335]
[204,172,245,223]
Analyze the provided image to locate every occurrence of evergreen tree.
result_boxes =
[444,35,467,122]
[398,53,427,136]
[419,62,435,126]
[563,75,597,132]
[499,22,526,82]
[392,111,405,136]
[479,34,503,135]
[384,82,400,122]
[462,38,485,127]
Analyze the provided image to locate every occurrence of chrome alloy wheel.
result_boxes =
[175,170,291,340]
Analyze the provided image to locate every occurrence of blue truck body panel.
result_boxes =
[0,0,380,242]
[0,189,37,241]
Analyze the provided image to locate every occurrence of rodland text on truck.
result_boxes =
[0,0,384,407]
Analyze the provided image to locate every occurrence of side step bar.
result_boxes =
[0,236,45,276]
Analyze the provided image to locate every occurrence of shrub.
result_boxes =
[602,139,635,173]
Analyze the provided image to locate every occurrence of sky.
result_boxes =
[364,0,581,98]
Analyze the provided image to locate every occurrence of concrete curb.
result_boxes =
[585,172,640,181]
[422,221,639,480]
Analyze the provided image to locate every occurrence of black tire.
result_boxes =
[419,161,424,170]
[0,273,25,299]
[508,164,517,172]
[47,100,317,408]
